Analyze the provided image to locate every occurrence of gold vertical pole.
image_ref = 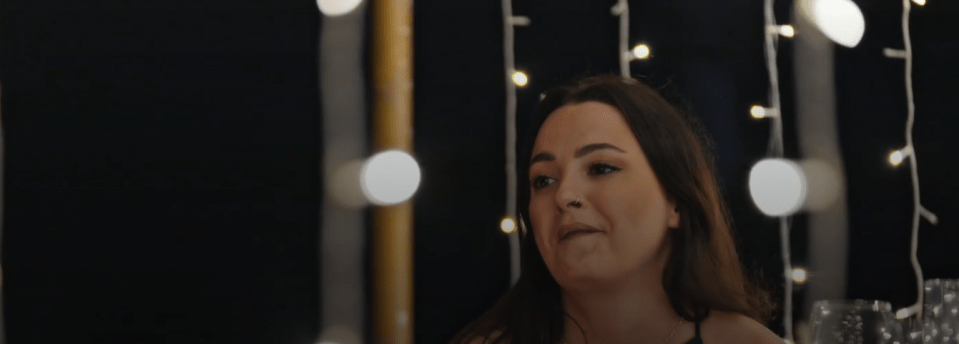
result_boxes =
[371,0,413,343]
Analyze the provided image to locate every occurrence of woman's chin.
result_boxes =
[555,263,619,287]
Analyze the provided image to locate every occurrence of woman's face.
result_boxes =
[528,101,680,287]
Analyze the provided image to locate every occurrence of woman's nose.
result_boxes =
[554,174,584,210]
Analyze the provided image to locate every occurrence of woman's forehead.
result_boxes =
[549,101,622,122]
[533,102,635,151]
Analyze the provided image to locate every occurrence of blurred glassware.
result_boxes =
[808,300,906,344]
[890,316,924,344]
[924,279,959,344]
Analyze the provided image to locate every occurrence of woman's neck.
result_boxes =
[560,266,683,344]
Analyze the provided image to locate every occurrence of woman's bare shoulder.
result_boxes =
[702,310,784,344]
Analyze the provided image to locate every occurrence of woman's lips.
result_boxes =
[561,229,603,241]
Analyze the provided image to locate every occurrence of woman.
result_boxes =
[450,74,782,344]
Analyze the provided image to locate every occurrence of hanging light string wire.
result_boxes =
[885,0,939,321]
[611,0,631,77]
[502,0,529,286]
[761,1,794,342]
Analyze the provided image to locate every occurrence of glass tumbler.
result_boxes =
[924,279,959,344]
[808,300,904,344]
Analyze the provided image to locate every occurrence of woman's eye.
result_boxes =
[531,176,553,190]
[531,164,618,190]
[590,163,620,175]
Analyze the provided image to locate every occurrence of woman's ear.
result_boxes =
[519,213,528,236]
[668,204,680,229]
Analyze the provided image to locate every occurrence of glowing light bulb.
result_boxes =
[360,149,422,206]
[912,0,925,6]
[889,146,913,167]
[799,0,865,48]
[632,44,651,59]
[501,217,517,234]
[317,0,364,17]
[748,159,808,217]
[779,25,795,38]
[890,151,904,166]
[751,105,778,119]
[792,268,808,284]
[512,71,528,87]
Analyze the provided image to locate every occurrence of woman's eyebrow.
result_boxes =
[530,143,626,166]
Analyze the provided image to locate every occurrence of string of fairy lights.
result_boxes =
[500,0,528,286]
[749,0,796,341]
[753,0,940,331]
[611,0,631,77]
[882,0,939,321]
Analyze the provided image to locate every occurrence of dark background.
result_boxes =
[1,0,957,343]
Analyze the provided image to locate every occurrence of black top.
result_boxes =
[683,320,703,344]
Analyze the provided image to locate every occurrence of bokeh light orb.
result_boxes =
[800,0,865,48]
[317,0,364,17]
[361,149,421,206]
[748,158,808,216]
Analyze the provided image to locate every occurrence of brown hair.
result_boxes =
[449,74,775,344]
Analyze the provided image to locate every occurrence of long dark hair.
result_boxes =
[449,74,775,344]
